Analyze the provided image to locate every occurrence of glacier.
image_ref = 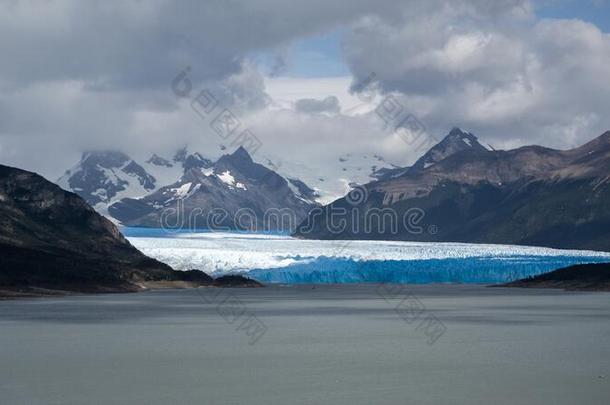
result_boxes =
[124,228,610,284]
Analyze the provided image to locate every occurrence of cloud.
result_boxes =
[343,0,610,149]
[1,0,609,185]
[295,96,341,114]
[0,0,404,177]
[0,0,401,89]
[267,48,291,77]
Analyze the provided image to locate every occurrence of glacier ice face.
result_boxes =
[248,256,609,284]
[124,228,610,284]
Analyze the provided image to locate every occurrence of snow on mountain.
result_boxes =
[107,147,320,231]
[250,128,487,204]
[261,152,401,205]
[57,151,156,212]
[57,138,405,218]
[57,149,193,215]
[143,153,184,186]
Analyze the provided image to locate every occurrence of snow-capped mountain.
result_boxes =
[58,151,155,208]
[108,147,319,231]
[57,150,184,215]
[57,140,403,224]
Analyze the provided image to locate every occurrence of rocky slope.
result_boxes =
[0,164,211,295]
[294,129,610,251]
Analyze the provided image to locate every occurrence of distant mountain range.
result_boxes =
[109,147,320,231]
[55,127,610,251]
[58,142,402,208]
[58,146,321,231]
[295,128,610,252]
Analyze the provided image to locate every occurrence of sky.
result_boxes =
[1,0,610,180]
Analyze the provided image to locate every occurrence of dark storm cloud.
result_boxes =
[0,0,403,89]
[0,0,405,177]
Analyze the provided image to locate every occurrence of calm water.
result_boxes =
[1,285,609,404]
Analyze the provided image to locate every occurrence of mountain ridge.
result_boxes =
[294,129,610,252]
[57,146,320,230]
[108,147,320,231]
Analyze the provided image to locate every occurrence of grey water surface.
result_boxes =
[1,285,609,404]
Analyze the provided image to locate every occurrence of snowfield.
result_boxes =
[125,229,610,284]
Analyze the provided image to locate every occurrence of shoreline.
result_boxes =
[0,281,199,300]
[0,276,263,300]
[5,280,610,301]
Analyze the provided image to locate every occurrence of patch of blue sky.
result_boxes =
[254,28,349,78]
[535,0,610,32]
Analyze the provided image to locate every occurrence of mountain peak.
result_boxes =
[173,146,188,163]
[58,150,157,207]
[230,146,253,162]
[183,153,213,171]
[448,127,470,136]
[445,128,480,146]
[146,154,173,168]
[216,147,254,170]
[410,128,487,172]
[81,150,130,169]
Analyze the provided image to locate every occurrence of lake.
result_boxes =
[1,285,609,404]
